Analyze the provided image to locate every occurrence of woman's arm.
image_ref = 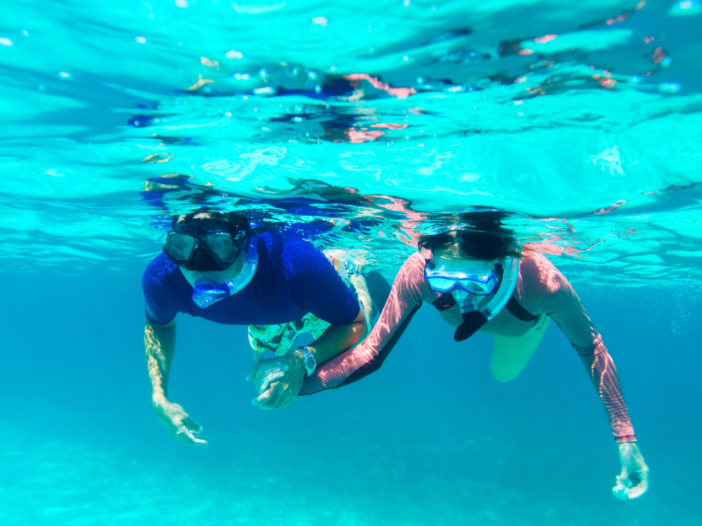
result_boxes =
[546,278,636,442]
[520,254,648,499]
[307,308,369,363]
[519,254,636,441]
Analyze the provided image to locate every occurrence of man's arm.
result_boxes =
[248,306,368,410]
[300,253,435,394]
[144,320,207,445]
[305,307,368,364]
[145,320,175,402]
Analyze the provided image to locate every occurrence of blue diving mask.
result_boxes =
[191,235,259,308]
[423,253,519,343]
[424,258,499,296]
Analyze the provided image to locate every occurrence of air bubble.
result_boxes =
[658,82,681,93]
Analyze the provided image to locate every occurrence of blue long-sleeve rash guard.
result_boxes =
[142,232,360,327]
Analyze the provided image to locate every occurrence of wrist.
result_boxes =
[291,349,305,368]
[294,346,317,377]
[151,392,168,407]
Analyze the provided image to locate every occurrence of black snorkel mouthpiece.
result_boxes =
[454,311,489,342]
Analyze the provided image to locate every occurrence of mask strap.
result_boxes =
[419,246,435,269]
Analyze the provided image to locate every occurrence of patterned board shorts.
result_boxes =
[247,254,366,357]
[248,312,330,357]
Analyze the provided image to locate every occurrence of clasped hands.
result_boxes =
[245,351,306,410]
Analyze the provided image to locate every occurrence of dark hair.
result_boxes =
[171,211,251,234]
[418,211,519,261]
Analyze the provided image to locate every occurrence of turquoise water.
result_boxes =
[1,1,701,524]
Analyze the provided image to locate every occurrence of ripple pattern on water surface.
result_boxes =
[0,0,700,284]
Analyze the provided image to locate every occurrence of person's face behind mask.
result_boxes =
[165,215,246,286]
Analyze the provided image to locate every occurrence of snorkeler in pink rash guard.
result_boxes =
[255,212,649,499]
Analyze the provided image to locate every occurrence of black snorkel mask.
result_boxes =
[163,218,248,272]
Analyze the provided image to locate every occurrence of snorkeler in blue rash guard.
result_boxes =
[142,211,369,445]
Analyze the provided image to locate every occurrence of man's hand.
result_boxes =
[246,359,289,391]
[152,397,208,446]
[246,352,304,410]
[612,442,648,500]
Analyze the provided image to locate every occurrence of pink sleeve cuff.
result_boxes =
[574,336,606,357]
[615,434,637,444]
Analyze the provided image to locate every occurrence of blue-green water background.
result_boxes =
[1,277,701,525]
[2,0,702,524]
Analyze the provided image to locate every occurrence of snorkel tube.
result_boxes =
[192,235,259,308]
[454,255,519,342]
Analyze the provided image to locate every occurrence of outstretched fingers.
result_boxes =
[175,417,208,446]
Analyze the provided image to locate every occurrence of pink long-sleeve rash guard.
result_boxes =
[301,250,636,444]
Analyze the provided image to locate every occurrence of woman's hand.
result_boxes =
[612,442,649,499]
[152,396,208,446]
[246,352,304,410]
